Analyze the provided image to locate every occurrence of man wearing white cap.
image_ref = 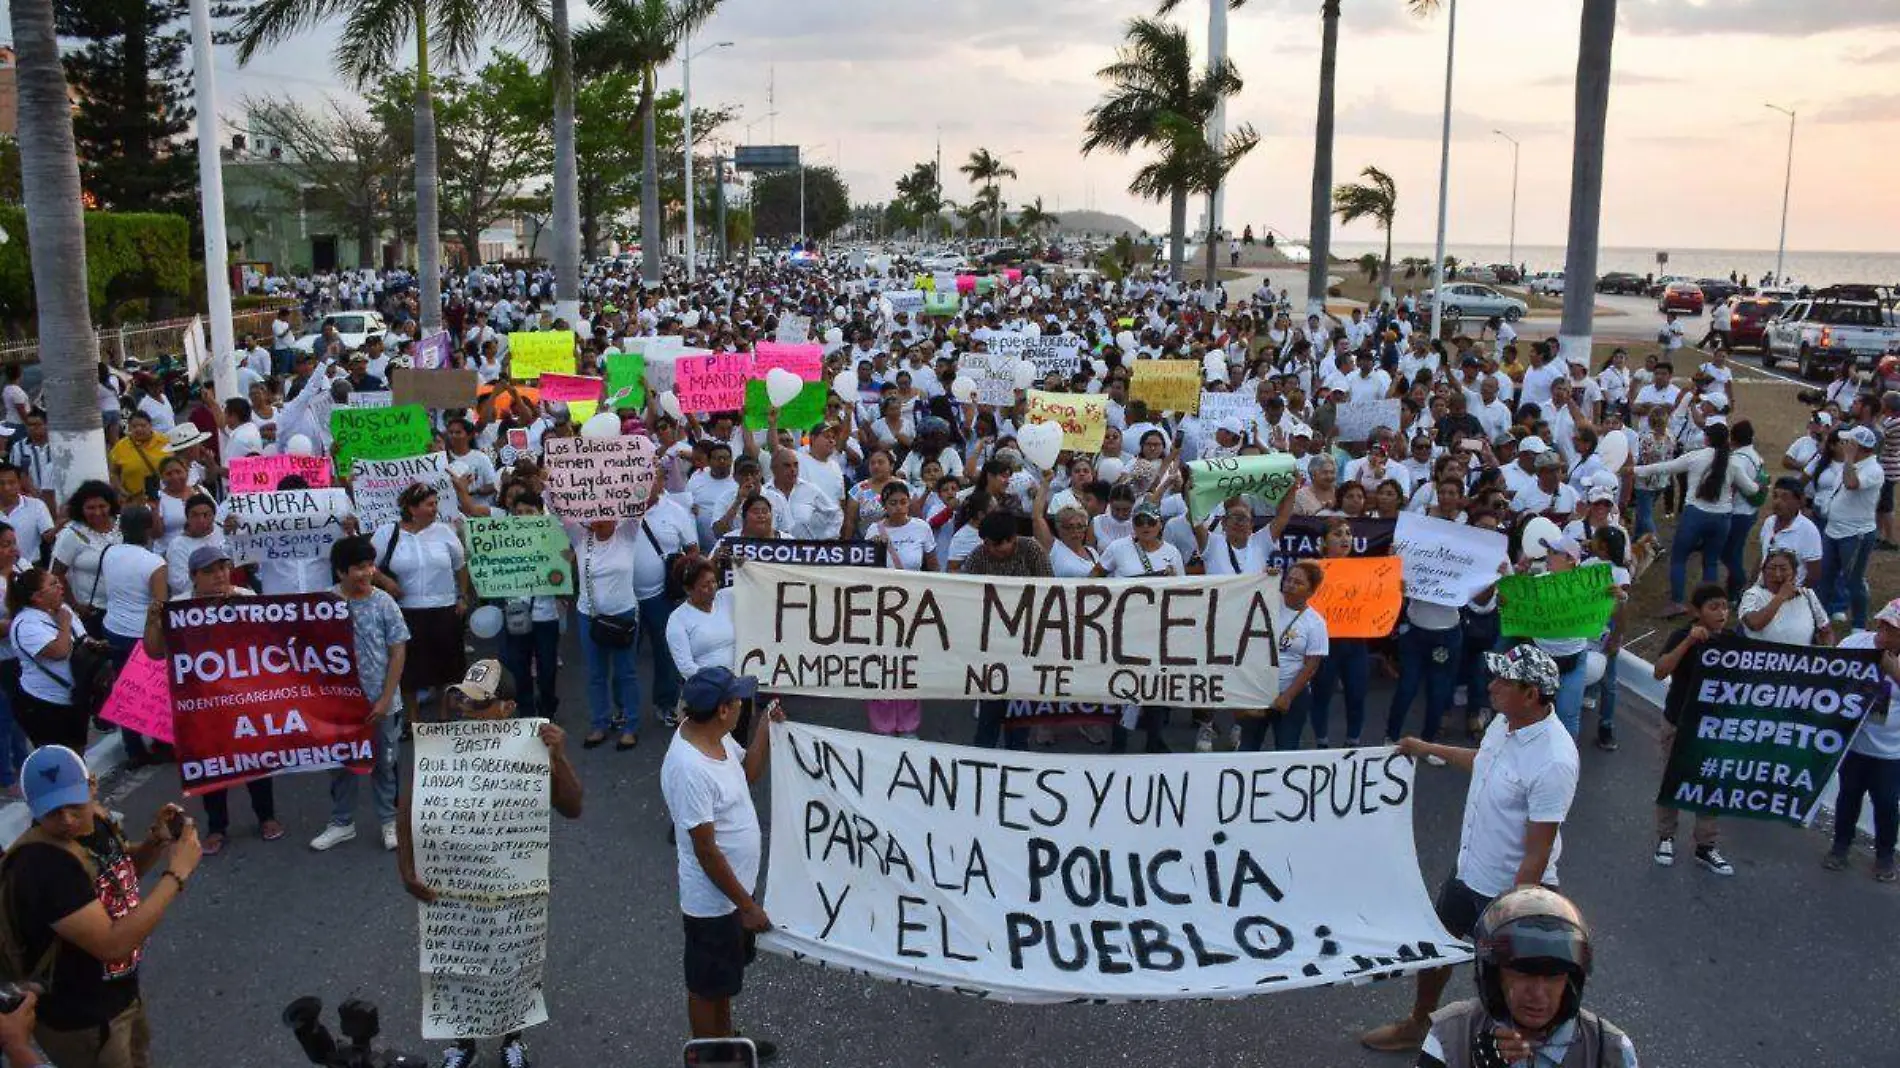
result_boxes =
[1501,436,1548,500]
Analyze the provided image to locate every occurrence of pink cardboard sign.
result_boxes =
[228,454,333,494]
[750,342,824,381]
[674,353,754,412]
[101,641,173,744]
[539,373,604,403]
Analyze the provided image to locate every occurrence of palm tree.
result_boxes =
[1332,165,1398,304]
[550,0,580,321]
[1156,0,1248,285]
[1558,0,1616,365]
[1016,197,1058,241]
[233,0,550,334]
[1306,0,1438,316]
[574,0,723,286]
[1083,17,1247,282]
[958,148,1017,241]
[9,0,105,486]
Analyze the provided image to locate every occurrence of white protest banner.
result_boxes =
[732,563,1283,708]
[543,436,656,522]
[1023,337,1084,380]
[226,488,351,565]
[345,390,394,409]
[350,452,461,531]
[1392,512,1511,608]
[775,315,813,345]
[884,290,925,317]
[958,352,1015,407]
[759,722,1468,1002]
[1334,399,1400,442]
[1197,391,1257,428]
[414,718,551,1039]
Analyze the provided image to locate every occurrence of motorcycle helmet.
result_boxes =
[1472,886,1593,1031]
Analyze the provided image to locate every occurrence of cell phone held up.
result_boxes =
[684,1037,757,1068]
[165,810,186,841]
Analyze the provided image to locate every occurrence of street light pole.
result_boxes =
[1428,0,1458,342]
[682,39,733,283]
[188,0,237,401]
[1766,103,1795,287]
[1493,129,1519,270]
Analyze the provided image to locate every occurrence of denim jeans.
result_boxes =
[1668,506,1731,604]
[1721,511,1757,598]
[636,595,683,717]
[328,707,403,827]
[972,700,1028,750]
[500,619,561,720]
[1595,646,1620,733]
[1831,750,1900,863]
[0,661,29,788]
[1240,693,1311,752]
[1550,654,1588,739]
[1309,639,1370,744]
[581,610,641,732]
[203,780,277,836]
[1822,531,1877,628]
[1386,625,1463,742]
[1459,615,1501,726]
[103,631,151,762]
[1632,488,1660,540]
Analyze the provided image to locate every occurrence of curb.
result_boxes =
[0,732,128,847]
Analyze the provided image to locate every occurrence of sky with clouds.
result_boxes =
[198,0,1900,255]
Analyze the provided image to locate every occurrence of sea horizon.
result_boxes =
[1329,241,1898,290]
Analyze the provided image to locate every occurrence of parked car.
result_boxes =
[1764,290,1900,377]
[1659,282,1705,315]
[291,311,389,354]
[1726,297,1785,353]
[1647,274,1699,299]
[918,250,966,272]
[1488,264,1523,285]
[1596,272,1646,295]
[1527,271,1566,295]
[1426,282,1528,323]
[1697,278,1741,304]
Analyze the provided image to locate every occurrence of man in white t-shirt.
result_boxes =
[1630,363,1680,417]
[1759,476,1824,587]
[1362,644,1579,1052]
[661,667,784,1057]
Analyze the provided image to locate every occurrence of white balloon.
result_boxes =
[1018,421,1064,471]
[1584,651,1607,686]
[1596,432,1630,472]
[447,460,472,480]
[831,370,860,404]
[951,376,977,403]
[1012,360,1038,390]
[228,423,263,457]
[1089,358,1109,380]
[1096,456,1126,484]
[286,434,315,457]
[468,605,504,639]
[1116,330,1137,352]
[1025,321,1042,337]
[581,412,622,438]
[681,310,701,329]
[1521,516,1563,560]
[765,368,804,408]
[659,390,684,421]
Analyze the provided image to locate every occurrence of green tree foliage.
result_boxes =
[238,95,411,269]
[750,166,849,241]
[55,0,199,221]
[0,209,191,327]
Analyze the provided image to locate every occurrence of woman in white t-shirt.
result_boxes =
[865,482,934,736]
[50,480,123,637]
[1243,561,1329,752]
[1032,478,1100,578]
[6,567,86,752]
[1092,502,1185,578]
[666,559,736,680]
[1738,548,1831,645]
[1820,426,1887,630]
[370,484,472,729]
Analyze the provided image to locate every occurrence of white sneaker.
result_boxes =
[310,823,356,851]
[1194,724,1216,753]
[382,822,399,851]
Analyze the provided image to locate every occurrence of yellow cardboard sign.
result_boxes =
[507,331,577,382]
[1130,360,1202,415]
[1026,390,1108,452]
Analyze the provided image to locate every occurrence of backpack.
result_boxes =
[0,823,105,990]
[10,615,118,723]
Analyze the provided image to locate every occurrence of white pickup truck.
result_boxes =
[1763,294,1900,378]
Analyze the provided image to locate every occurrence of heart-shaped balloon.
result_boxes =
[832,370,860,404]
[1116,330,1138,352]
[286,434,314,457]
[1521,515,1563,560]
[951,376,977,403]
[580,412,622,439]
[765,367,804,408]
[1018,421,1064,471]
[1596,432,1630,472]
[1089,358,1109,380]
[659,390,684,421]
[1012,360,1038,390]
[825,326,845,345]
[1096,456,1126,484]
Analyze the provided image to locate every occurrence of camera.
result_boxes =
[283,996,428,1068]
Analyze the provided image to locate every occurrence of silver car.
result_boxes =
[1426,282,1528,323]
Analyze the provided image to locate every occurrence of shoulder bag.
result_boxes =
[10,611,115,721]
[641,521,686,605]
[584,537,637,648]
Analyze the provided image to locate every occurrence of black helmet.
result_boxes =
[1473,887,1593,1031]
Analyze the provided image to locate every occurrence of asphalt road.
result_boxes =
[87,628,1897,1068]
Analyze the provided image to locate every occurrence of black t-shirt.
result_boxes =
[8,822,142,1029]
[1659,625,1696,727]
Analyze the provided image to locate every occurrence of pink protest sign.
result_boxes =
[955,275,977,294]
[675,353,754,412]
[1005,268,1023,284]
[539,373,604,403]
[100,641,173,744]
[751,342,824,381]
[228,454,333,494]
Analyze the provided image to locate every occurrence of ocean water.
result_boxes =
[1330,242,1899,290]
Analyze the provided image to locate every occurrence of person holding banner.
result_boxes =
[368,485,471,729]
[1240,561,1328,753]
[309,536,410,854]
[572,513,646,751]
[1826,598,1900,881]
[666,560,737,700]
[1648,584,1736,877]
[1308,519,1371,748]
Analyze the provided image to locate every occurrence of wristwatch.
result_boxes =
[162,870,188,892]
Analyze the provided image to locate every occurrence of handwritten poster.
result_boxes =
[350,453,462,530]
[1392,512,1510,608]
[1309,556,1404,638]
[330,404,432,476]
[743,380,828,432]
[675,353,754,412]
[959,351,1016,407]
[1131,360,1203,414]
[506,331,576,382]
[1025,390,1108,452]
[1184,454,1299,522]
[1334,399,1402,443]
[413,331,452,371]
[543,436,657,522]
[227,454,332,494]
[1498,564,1617,640]
[226,488,352,566]
[538,373,603,404]
[751,342,825,381]
[100,641,173,744]
[463,515,573,598]
[604,352,647,411]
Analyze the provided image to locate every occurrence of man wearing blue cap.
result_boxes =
[0,745,200,1067]
[661,667,785,1061]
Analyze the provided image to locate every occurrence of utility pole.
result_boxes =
[934,128,943,243]
[1766,103,1795,286]
[188,0,237,401]
[1493,129,1519,269]
[715,151,729,263]
[1428,0,1459,342]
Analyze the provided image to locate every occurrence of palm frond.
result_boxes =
[1406,0,1444,16]
[335,0,413,87]
[233,0,352,67]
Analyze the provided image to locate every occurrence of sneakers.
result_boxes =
[1877,858,1897,883]
[1596,725,1619,752]
[309,823,356,851]
[382,821,399,851]
[500,1034,531,1068]
[439,1040,476,1068]
[1654,838,1675,867]
[1359,1014,1430,1052]
[1695,844,1735,876]
[1194,724,1216,753]
[1822,850,1849,872]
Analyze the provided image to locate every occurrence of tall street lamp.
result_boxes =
[682,38,733,283]
[1493,128,1519,271]
[1765,103,1795,287]
[1428,0,1458,341]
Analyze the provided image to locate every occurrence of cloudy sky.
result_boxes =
[210,0,1898,254]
